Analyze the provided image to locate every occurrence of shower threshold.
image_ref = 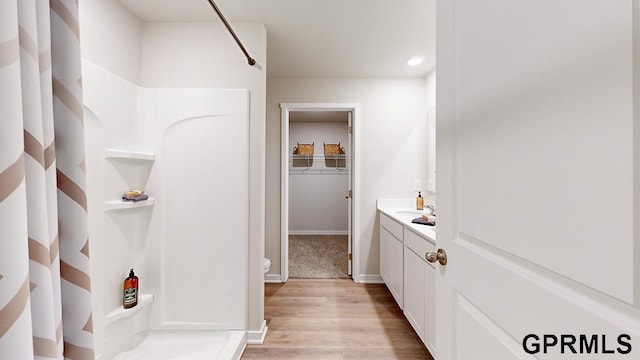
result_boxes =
[113,330,246,360]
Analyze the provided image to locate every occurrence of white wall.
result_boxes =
[266,78,426,280]
[79,0,143,84]
[424,70,436,199]
[289,122,349,234]
[140,22,265,89]
[140,21,267,336]
[425,70,436,110]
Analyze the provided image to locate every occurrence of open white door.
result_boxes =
[436,1,640,359]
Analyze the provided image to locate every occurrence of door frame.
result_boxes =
[280,103,361,282]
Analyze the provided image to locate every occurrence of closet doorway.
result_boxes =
[280,103,361,282]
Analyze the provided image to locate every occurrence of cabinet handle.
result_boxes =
[426,248,447,266]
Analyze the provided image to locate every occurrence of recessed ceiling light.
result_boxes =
[408,57,424,66]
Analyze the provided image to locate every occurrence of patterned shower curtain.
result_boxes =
[0,0,94,359]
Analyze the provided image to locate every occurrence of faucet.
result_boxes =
[425,204,436,215]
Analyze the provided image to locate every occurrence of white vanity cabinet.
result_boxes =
[379,213,404,308]
[403,228,436,356]
[378,205,437,358]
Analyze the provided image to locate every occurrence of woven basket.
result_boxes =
[323,142,345,155]
[293,142,314,155]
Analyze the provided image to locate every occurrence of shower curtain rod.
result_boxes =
[206,0,256,66]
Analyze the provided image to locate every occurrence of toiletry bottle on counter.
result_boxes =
[416,191,424,210]
[123,269,139,309]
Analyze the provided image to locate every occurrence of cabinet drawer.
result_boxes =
[404,228,435,267]
[380,213,403,240]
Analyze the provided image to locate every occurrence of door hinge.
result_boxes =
[348,253,352,260]
[348,190,352,198]
[348,126,352,134]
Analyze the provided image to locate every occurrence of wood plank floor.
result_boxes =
[242,279,434,359]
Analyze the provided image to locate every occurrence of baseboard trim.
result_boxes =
[355,274,384,284]
[223,331,246,360]
[246,320,268,344]
[289,231,348,236]
[265,274,282,283]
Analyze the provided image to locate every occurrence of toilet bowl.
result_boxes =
[263,258,271,274]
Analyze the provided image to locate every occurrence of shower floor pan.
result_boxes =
[113,330,246,360]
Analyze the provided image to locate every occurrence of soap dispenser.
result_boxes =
[416,191,424,210]
[123,269,139,309]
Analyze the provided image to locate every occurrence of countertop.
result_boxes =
[377,199,436,243]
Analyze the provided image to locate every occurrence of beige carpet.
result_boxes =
[289,235,349,279]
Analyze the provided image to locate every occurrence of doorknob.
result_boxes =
[426,248,447,266]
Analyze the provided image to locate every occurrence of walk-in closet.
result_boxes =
[288,111,351,279]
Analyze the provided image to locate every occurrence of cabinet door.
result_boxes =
[380,226,390,284]
[424,261,436,356]
[380,226,403,308]
[403,247,425,340]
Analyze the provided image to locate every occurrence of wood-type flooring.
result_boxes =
[242,279,434,359]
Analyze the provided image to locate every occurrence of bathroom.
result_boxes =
[81,0,640,358]
[4,0,640,359]
[76,0,640,358]
[2,0,430,358]
[2,0,435,356]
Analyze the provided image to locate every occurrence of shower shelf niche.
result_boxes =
[104,148,155,161]
[104,198,155,212]
[104,294,154,325]
[103,147,156,212]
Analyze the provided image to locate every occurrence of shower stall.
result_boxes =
[83,61,249,359]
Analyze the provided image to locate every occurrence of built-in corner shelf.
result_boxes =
[104,197,155,212]
[104,294,154,325]
[104,148,155,161]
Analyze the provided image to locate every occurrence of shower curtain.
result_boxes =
[0,0,94,359]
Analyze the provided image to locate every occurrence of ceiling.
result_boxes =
[116,0,435,78]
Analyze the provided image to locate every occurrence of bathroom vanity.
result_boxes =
[377,200,437,358]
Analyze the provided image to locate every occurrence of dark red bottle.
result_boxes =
[123,269,139,309]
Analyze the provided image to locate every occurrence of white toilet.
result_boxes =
[263,258,271,274]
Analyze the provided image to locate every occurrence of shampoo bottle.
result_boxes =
[416,191,424,210]
[123,269,139,309]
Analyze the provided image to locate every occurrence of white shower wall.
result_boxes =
[83,62,249,358]
[152,88,249,329]
[83,61,153,359]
